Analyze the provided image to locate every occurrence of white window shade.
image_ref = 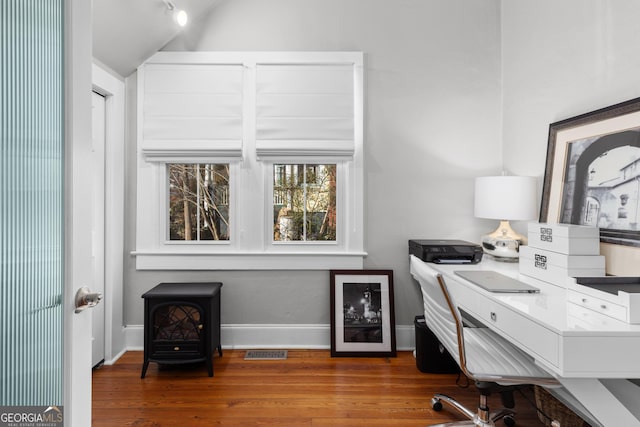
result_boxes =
[256,64,355,159]
[134,51,365,270]
[142,64,244,161]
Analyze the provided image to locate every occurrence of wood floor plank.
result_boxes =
[92,350,550,426]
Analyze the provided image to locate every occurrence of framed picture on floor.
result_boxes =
[330,270,396,357]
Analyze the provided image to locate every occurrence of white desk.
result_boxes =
[410,255,640,427]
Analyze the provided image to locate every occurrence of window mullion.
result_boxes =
[196,165,201,241]
[303,165,307,241]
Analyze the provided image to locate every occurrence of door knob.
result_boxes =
[75,286,103,313]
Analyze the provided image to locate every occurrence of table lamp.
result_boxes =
[474,175,537,261]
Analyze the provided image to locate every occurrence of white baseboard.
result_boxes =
[103,347,128,366]
[124,324,415,351]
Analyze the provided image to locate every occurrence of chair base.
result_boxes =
[428,393,516,427]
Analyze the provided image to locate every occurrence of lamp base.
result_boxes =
[480,220,526,262]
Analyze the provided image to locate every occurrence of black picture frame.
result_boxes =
[330,270,396,357]
[540,97,640,249]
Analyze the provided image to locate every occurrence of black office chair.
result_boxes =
[410,257,560,427]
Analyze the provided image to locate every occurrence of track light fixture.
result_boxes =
[162,0,188,27]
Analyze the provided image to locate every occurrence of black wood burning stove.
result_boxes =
[141,282,222,378]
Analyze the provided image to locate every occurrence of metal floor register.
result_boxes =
[244,350,288,360]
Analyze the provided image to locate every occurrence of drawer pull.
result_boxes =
[600,305,607,310]
[582,298,588,303]
[174,346,180,351]
[490,312,497,321]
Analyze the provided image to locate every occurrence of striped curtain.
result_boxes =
[0,0,64,406]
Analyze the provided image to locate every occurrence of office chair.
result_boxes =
[411,258,559,427]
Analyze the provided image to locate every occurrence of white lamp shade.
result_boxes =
[474,176,538,221]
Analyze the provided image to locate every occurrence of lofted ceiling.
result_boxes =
[92,0,220,77]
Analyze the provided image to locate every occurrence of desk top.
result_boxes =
[421,256,640,335]
[410,255,640,378]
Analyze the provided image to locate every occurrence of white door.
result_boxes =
[91,91,106,368]
[1,2,93,426]
[64,0,95,425]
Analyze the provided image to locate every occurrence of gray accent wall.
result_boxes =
[123,0,502,331]
[123,0,640,334]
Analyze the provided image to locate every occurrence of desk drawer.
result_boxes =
[474,300,559,368]
[567,289,627,321]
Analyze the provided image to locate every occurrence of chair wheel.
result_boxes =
[504,415,516,427]
[431,397,443,411]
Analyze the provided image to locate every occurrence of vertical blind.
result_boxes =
[1,0,64,405]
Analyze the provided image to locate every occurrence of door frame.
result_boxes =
[92,63,126,365]
[90,90,106,367]
[61,0,132,424]
[64,0,93,424]
[64,1,125,422]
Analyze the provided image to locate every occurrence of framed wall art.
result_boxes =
[540,97,640,274]
[330,270,396,357]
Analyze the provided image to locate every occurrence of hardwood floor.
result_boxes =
[92,350,549,426]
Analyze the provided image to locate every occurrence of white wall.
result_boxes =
[122,0,503,345]
[502,0,640,276]
[122,0,640,347]
[121,0,640,347]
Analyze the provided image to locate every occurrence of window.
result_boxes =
[134,52,364,270]
[168,164,230,241]
[273,164,336,242]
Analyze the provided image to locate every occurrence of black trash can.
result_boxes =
[414,315,459,374]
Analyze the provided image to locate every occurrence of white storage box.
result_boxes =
[519,246,605,286]
[567,277,640,324]
[527,222,600,255]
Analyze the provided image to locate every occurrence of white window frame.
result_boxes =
[265,160,345,250]
[133,52,365,270]
[162,162,236,246]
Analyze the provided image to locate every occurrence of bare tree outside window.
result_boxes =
[168,164,230,241]
[273,164,336,241]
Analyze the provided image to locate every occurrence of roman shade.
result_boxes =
[134,52,365,270]
[141,64,244,161]
[255,64,355,159]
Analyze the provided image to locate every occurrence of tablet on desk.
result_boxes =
[454,270,540,293]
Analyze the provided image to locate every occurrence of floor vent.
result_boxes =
[244,350,288,360]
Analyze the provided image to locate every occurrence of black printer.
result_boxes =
[409,239,483,264]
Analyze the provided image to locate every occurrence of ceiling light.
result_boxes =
[175,9,188,26]
[163,1,188,27]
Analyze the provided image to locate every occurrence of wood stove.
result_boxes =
[141,282,222,378]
